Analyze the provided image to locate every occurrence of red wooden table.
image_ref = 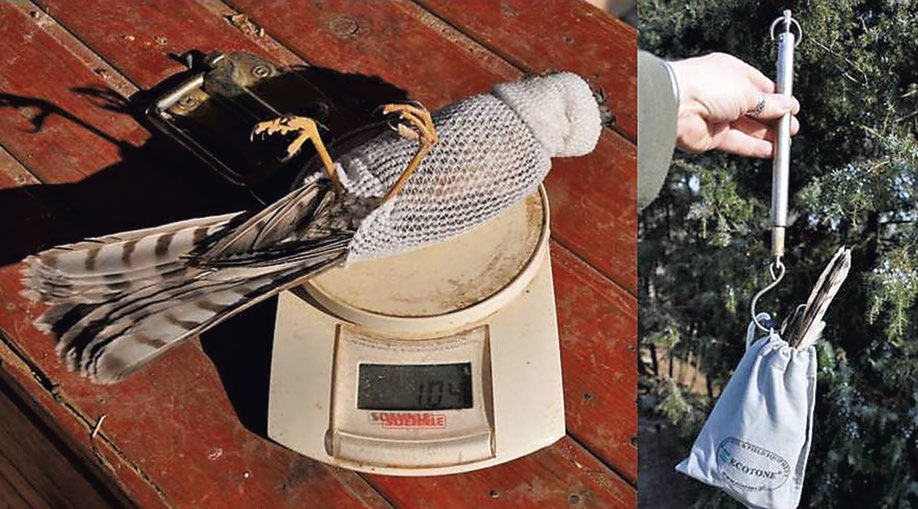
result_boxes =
[0,1,636,507]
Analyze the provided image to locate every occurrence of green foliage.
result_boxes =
[639,1,918,506]
[867,246,918,343]
[649,378,709,440]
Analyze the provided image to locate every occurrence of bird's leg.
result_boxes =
[380,103,439,201]
[251,115,341,190]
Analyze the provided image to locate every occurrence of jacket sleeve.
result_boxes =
[637,51,679,211]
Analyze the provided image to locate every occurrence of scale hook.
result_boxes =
[750,258,786,332]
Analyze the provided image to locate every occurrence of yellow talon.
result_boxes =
[252,115,340,189]
[379,102,439,200]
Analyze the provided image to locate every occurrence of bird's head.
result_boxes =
[492,71,604,158]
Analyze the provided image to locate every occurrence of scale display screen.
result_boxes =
[357,363,473,411]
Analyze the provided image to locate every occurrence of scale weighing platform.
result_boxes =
[267,187,566,476]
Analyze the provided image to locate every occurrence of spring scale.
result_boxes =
[750,10,852,348]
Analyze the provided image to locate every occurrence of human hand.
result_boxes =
[668,53,800,158]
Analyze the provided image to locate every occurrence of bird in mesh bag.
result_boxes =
[20,72,609,383]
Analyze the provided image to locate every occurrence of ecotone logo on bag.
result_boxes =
[716,437,790,491]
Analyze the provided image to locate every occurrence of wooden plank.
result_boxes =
[0,467,30,509]
[0,2,260,240]
[0,449,50,509]
[35,0,301,90]
[0,146,39,188]
[0,324,169,509]
[0,468,32,509]
[366,438,636,509]
[552,244,637,482]
[227,0,637,293]
[545,135,636,295]
[0,2,253,257]
[0,379,124,509]
[416,0,637,141]
[0,2,148,184]
[0,148,77,265]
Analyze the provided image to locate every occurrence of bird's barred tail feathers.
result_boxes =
[42,266,318,383]
[20,179,353,383]
[21,213,239,308]
[20,212,238,382]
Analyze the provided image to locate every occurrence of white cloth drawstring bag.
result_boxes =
[676,313,818,509]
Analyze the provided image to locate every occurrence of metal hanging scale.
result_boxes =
[769,9,802,265]
[750,11,852,347]
[750,10,801,333]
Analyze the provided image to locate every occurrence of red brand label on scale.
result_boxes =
[369,412,447,429]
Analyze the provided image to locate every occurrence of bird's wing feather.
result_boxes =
[251,182,332,248]
[791,247,852,348]
[195,179,332,261]
[199,233,353,269]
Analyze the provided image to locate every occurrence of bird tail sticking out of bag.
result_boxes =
[20,179,353,383]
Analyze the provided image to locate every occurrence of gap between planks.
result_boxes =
[552,234,635,299]
[17,2,139,98]
[567,429,636,490]
[0,143,41,187]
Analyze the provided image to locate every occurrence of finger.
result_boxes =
[747,93,800,120]
[746,65,776,94]
[731,116,800,148]
[715,129,774,158]
[790,115,800,135]
[732,117,774,141]
[736,113,800,137]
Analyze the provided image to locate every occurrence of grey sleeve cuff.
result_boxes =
[637,51,679,211]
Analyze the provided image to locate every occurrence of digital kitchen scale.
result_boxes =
[267,187,565,476]
[141,50,564,475]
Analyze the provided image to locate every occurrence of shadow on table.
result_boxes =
[0,63,408,438]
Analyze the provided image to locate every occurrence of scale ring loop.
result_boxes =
[770,15,803,47]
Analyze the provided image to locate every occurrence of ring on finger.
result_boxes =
[748,95,767,117]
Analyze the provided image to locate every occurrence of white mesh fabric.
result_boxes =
[331,72,601,263]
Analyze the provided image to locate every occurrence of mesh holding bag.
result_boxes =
[325,72,603,263]
[676,314,817,509]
